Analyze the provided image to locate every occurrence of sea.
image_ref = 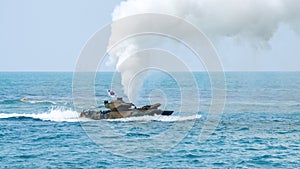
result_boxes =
[0,72,299,168]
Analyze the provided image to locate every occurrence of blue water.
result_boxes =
[0,72,300,168]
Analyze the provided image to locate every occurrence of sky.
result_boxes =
[0,0,299,71]
[0,0,121,71]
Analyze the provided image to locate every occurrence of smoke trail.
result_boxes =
[108,0,300,98]
[112,0,300,42]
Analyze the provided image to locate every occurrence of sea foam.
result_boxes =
[0,107,80,122]
[106,114,201,122]
[0,107,201,123]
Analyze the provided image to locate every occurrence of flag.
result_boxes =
[107,90,116,97]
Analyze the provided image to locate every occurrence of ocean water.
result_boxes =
[0,72,300,168]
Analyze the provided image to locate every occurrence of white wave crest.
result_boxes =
[0,107,80,122]
[0,108,201,123]
[20,98,70,105]
[107,114,201,122]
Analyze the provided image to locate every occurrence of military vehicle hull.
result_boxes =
[79,98,173,120]
[80,109,174,120]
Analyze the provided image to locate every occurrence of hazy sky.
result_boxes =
[1,0,299,71]
[0,0,121,71]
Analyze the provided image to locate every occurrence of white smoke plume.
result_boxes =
[108,0,300,98]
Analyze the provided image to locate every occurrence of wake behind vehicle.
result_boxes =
[79,97,173,120]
